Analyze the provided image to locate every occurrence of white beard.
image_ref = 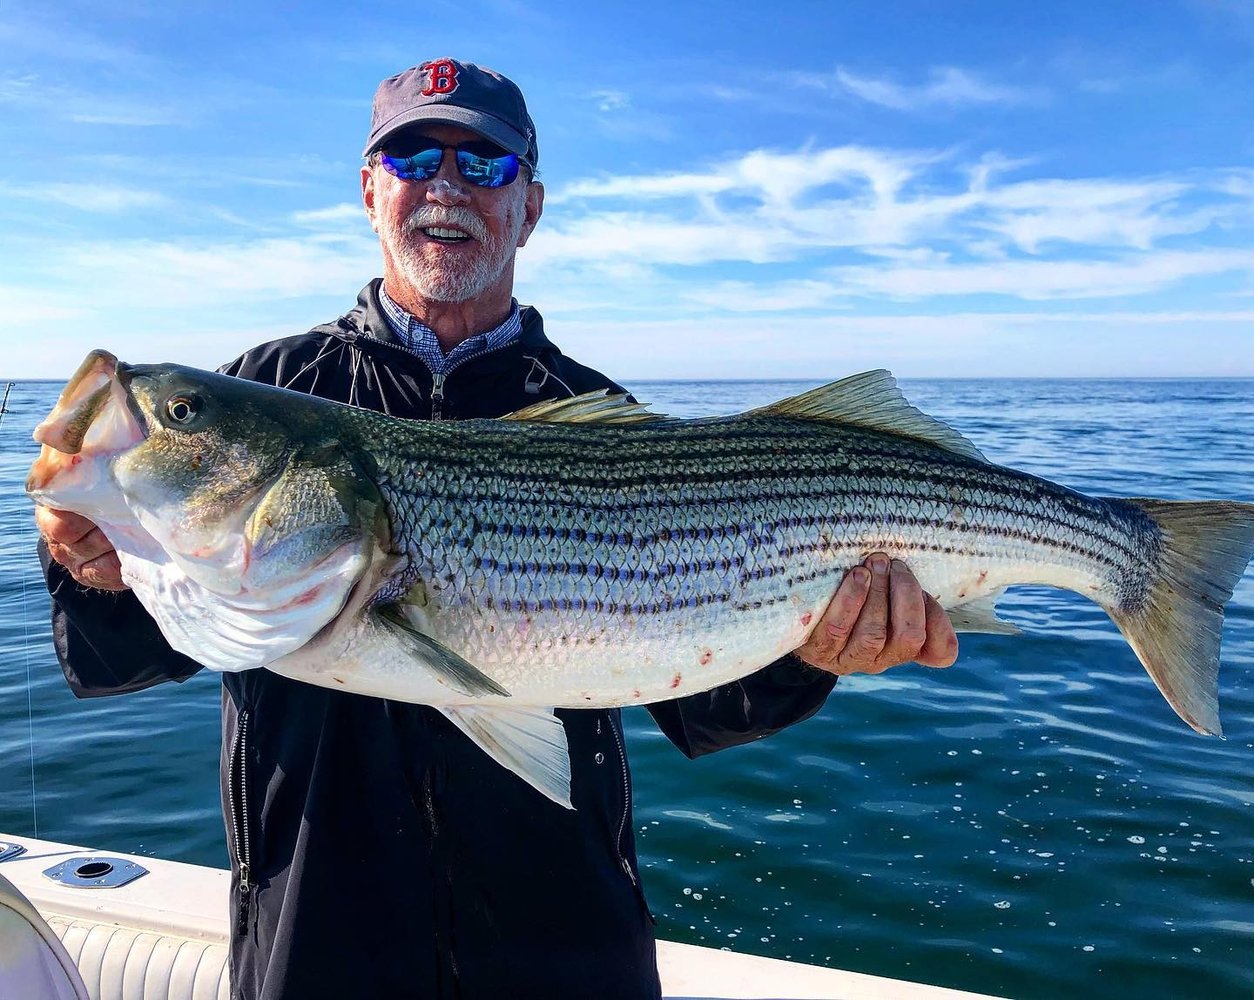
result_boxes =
[388,204,524,303]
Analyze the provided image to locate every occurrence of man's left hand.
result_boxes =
[793,553,958,676]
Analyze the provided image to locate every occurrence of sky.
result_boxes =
[2,0,1253,379]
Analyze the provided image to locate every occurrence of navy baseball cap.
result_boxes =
[363,59,538,168]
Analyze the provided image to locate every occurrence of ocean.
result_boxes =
[0,376,1250,999]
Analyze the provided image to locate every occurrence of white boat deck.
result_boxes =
[1,833,1000,1000]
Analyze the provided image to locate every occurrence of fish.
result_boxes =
[27,350,1254,808]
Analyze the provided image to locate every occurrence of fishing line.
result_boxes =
[19,528,39,838]
[0,381,39,836]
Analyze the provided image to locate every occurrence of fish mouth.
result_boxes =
[26,349,145,501]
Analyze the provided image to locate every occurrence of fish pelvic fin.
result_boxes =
[439,706,574,810]
[748,370,988,463]
[501,390,668,425]
[1110,498,1254,737]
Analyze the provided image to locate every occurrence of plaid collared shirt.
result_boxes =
[378,287,522,376]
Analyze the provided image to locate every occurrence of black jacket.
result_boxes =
[42,281,837,1000]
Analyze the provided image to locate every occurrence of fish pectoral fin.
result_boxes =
[946,593,1022,635]
[748,370,988,463]
[374,605,510,697]
[501,390,667,424]
[440,705,574,810]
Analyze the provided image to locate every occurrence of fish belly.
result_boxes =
[382,508,1124,709]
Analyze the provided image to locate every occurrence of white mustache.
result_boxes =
[404,207,488,242]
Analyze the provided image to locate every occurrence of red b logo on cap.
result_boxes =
[420,60,460,96]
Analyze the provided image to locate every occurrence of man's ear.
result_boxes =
[361,165,380,233]
[516,181,544,248]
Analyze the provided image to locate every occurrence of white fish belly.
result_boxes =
[272,521,1126,709]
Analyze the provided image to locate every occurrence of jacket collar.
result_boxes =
[341,280,560,371]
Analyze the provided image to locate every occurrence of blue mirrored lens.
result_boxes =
[455,149,520,188]
[380,144,521,188]
[380,148,444,181]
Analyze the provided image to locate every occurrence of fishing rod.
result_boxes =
[0,381,13,417]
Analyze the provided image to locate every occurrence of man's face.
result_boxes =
[362,123,543,305]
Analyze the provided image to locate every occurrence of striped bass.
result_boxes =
[27,350,1254,807]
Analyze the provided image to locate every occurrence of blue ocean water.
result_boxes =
[0,376,1251,998]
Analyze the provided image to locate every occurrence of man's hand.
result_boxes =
[35,507,128,592]
[794,553,957,676]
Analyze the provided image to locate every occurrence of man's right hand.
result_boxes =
[35,507,128,591]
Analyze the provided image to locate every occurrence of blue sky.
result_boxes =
[3,0,1252,379]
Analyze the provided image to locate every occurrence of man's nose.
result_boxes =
[425,152,471,206]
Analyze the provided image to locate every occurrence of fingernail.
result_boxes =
[869,554,889,575]
[850,566,870,586]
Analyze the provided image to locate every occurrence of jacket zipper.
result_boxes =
[229,709,253,934]
[425,336,545,422]
[607,712,637,886]
[430,373,446,421]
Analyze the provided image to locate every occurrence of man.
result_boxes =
[36,60,957,1000]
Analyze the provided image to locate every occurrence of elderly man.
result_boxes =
[36,60,956,1000]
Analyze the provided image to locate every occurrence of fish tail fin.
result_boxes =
[1108,498,1254,737]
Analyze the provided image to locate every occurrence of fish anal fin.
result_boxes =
[750,370,987,463]
[440,705,573,809]
[502,390,667,425]
[947,592,1021,635]
[375,605,510,698]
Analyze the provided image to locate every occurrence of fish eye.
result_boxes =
[166,395,201,424]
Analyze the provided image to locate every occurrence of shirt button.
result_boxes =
[594,752,605,765]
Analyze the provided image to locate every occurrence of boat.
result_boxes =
[0,832,1000,999]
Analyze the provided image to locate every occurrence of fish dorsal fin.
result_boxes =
[749,370,987,462]
[502,390,667,425]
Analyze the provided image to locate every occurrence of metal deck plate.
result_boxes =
[42,855,149,889]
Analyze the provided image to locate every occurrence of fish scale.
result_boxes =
[345,409,1164,707]
[27,354,1254,807]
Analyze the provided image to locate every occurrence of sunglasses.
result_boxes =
[379,136,525,189]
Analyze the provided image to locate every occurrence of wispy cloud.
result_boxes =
[39,233,379,311]
[828,250,1254,301]
[9,142,1252,379]
[536,310,1254,380]
[818,66,1046,111]
[536,146,1251,299]
[588,88,630,112]
[291,203,367,226]
[0,72,181,126]
[3,182,168,213]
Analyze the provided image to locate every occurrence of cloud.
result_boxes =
[292,203,368,226]
[0,72,37,101]
[829,66,1046,111]
[538,310,1254,381]
[828,250,1254,301]
[534,145,1252,300]
[0,71,180,126]
[9,139,1253,380]
[588,89,630,112]
[0,286,85,322]
[3,183,168,213]
[46,233,380,310]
